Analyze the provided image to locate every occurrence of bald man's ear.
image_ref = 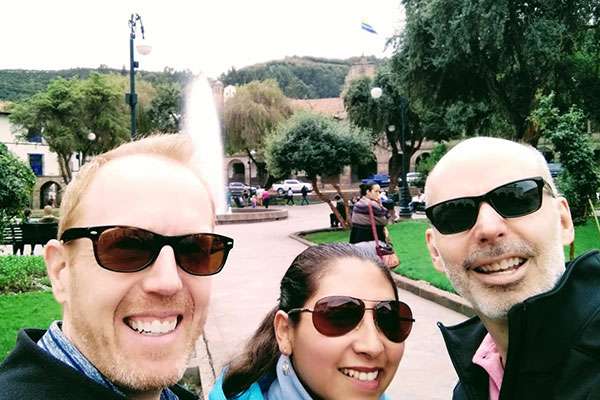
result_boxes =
[557,197,575,246]
[44,239,70,306]
[425,228,446,273]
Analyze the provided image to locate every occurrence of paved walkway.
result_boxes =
[201,203,466,399]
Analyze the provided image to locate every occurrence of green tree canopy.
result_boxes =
[529,92,600,225]
[265,112,372,227]
[0,143,36,240]
[344,65,423,190]
[395,0,600,144]
[9,74,130,184]
[148,82,182,133]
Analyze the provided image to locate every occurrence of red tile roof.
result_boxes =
[290,98,346,120]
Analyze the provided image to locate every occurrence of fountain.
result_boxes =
[182,75,287,224]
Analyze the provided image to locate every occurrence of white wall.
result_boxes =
[0,113,61,176]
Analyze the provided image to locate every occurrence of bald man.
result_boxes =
[424,137,600,399]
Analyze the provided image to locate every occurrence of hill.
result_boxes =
[220,55,383,99]
[0,56,383,102]
[0,67,193,102]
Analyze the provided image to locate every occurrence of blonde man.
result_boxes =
[425,137,599,399]
[0,134,234,400]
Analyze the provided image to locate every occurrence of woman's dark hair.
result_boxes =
[360,182,376,197]
[222,243,397,398]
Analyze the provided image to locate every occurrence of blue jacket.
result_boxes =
[209,357,391,400]
[209,373,265,400]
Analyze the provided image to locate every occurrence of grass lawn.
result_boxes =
[0,291,61,361]
[304,219,600,293]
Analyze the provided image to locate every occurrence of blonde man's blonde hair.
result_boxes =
[59,134,210,237]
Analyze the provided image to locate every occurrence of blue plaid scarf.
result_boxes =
[37,321,179,400]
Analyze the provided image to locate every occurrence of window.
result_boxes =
[28,154,43,176]
[26,128,43,143]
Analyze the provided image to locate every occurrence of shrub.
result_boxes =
[0,256,49,294]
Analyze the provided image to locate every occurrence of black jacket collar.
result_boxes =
[438,250,600,400]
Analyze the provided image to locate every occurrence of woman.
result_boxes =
[209,243,414,400]
[349,183,390,244]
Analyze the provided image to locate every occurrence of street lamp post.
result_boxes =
[126,13,151,139]
[247,149,256,186]
[370,87,412,218]
[396,99,412,218]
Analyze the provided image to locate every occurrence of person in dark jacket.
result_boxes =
[0,135,235,400]
[300,185,309,205]
[349,183,390,244]
[424,137,600,399]
[329,195,347,227]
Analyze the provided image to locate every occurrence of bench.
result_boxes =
[1,223,58,255]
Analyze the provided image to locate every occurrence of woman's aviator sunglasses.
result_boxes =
[425,177,555,235]
[60,225,234,276]
[288,295,414,343]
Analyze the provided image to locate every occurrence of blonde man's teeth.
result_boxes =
[128,318,177,335]
[341,368,379,381]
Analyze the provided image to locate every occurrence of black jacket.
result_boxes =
[0,328,198,400]
[439,250,600,400]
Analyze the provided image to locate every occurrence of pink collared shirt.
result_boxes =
[472,333,505,400]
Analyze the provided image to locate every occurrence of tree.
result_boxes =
[416,143,447,180]
[79,73,130,158]
[9,78,84,184]
[9,74,130,184]
[265,112,372,228]
[148,82,182,133]
[223,80,293,187]
[529,92,600,228]
[395,0,599,144]
[344,65,423,191]
[0,143,36,241]
[103,73,157,136]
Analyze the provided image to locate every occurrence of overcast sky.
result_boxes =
[2,0,404,79]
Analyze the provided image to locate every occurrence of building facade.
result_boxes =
[0,102,64,209]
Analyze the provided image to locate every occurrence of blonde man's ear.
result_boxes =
[44,239,70,306]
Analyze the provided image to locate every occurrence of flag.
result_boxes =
[361,22,377,34]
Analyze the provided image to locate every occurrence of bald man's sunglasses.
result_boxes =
[426,177,555,235]
[288,296,414,343]
[60,226,234,275]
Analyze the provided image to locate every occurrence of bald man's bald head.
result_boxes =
[425,137,556,206]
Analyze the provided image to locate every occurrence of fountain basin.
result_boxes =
[216,207,288,224]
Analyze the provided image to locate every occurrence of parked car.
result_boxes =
[360,174,390,188]
[271,179,313,195]
[406,172,423,185]
[548,162,562,178]
[228,182,256,196]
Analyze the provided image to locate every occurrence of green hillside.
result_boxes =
[220,55,383,99]
[0,67,193,102]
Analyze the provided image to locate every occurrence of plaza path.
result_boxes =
[200,202,465,399]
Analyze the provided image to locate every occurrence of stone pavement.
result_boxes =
[197,202,466,399]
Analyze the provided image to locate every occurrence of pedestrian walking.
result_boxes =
[286,187,294,205]
[300,185,309,205]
